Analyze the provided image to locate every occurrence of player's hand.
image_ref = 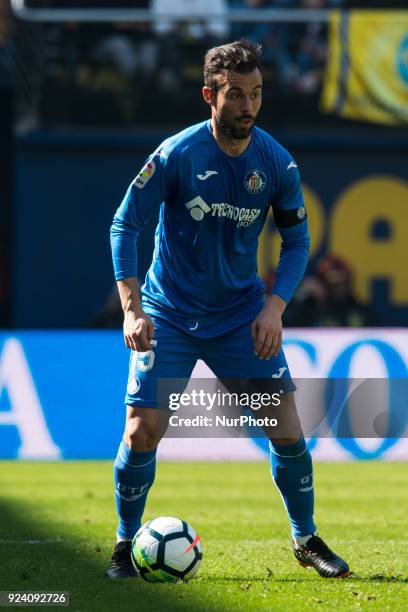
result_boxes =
[123,308,155,352]
[251,295,286,359]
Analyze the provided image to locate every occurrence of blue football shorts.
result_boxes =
[124,308,295,409]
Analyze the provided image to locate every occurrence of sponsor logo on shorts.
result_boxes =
[272,367,287,378]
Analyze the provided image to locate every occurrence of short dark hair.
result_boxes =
[203,39,262,93]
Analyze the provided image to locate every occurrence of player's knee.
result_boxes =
[124,418,163,452]
[271,392,303,444]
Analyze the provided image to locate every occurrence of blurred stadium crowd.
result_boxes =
[1,0,406,128]
[0,0,390,128]
[91,254,376,329]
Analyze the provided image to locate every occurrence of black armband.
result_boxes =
[273,205,307,228]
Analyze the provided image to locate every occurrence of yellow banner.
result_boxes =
[321,10,408,125]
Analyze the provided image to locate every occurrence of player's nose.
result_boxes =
[240,97,252,112]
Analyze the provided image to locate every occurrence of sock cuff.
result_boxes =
[269,436,307,458]
[293,531,316,545]
[118,440,157,468]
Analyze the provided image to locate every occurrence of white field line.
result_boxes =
[0,539,66,544]
[0,538,407,545]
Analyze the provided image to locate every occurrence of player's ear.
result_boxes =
[202,86,214,106]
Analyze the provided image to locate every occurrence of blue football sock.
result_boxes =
[269,436,316,537]
[114,439,157,540]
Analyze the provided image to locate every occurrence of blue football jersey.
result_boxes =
[111,120,310,334]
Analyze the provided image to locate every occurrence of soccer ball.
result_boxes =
[131,516,202,583]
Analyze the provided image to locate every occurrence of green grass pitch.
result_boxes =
[0,461,407,611]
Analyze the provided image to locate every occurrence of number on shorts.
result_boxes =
[136,339,157,372]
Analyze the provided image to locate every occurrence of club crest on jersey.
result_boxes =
[244,169,266,194]
[297,206,306,220]
[133,159,156,189]
[127,376,141,395]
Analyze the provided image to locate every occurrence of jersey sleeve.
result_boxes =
[270,149,311,303]
[110,147,175,280]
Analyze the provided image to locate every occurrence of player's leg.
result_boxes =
[114,405,170,545]
[252,389,317,539]
[204,321,349,578]
[107,405,170,579]
[106,317,199,578]
[268,394,349,577]
[205,333,316,540]
[262,389,349,577]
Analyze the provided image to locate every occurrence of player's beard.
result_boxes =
[214,109,256,140]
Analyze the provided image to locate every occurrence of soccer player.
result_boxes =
[107,40,349,580]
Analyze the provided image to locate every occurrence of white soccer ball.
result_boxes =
[131,516,202,583]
